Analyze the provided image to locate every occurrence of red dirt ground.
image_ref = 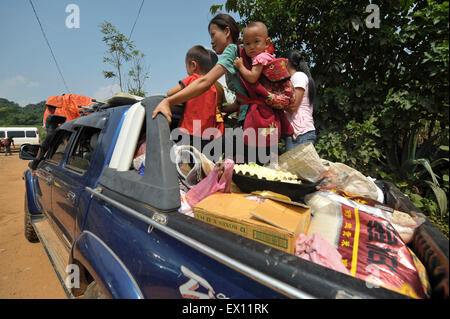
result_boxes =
[0,152,66,298]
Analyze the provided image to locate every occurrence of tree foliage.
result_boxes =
[127,50,150,97]
[211,0,448,138]
[100,21,134,91]
[99,21,150,96]
[0,98,45,127]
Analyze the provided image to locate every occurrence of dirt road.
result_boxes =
[0,152,66,298]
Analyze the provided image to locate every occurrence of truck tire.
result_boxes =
[83,281,107,299]
[24,194,39,243]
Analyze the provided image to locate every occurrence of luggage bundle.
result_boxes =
[133,138,433,298]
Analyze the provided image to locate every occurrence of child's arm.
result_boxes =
[167,83,184,97]
[152,64,227,123]
[221,100,240,113]
[286,87,305,114]
[233,57,263,84]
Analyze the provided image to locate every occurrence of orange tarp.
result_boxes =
[43,94,95,126]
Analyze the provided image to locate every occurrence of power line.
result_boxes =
[128,0,145,41]
[28,0,70,93]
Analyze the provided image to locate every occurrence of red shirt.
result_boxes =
[179,73,217,137]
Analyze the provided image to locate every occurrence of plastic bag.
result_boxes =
[133,138,146,173]
[178,190,194,217]
[305,191,430,299]
[133,154,145,174]
[319,190,425,244]
[317,162,380,200]
[185,159,235,208]
[176,147,203,189]
[374,179,422,215]
[277,142,327,182]
[295,233,350,276]
[174,145,215,190]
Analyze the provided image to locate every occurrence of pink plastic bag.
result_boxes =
[295,233,350,276]
[185,159,235,208]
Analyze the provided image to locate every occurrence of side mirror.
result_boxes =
[19,144,41,160]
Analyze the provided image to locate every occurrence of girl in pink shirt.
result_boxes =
[281,50,317,151]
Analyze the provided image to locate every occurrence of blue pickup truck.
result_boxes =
[19,95,448,299]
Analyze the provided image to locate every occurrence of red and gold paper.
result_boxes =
[337,204,429,299]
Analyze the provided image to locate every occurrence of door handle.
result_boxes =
[65,191,77,204]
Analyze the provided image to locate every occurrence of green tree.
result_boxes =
[212,0,449,230]
[99,21,150,96]
[211,1,448,139]
[127,50,150,97]
[0,98,45,127]
[99,21,135,92]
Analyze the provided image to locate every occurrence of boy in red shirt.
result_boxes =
[167,45,218,149]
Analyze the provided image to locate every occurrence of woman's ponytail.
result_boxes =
[282,50,316,106]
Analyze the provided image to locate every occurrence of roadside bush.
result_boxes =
[213,0,449,236]
[315,116,383,177]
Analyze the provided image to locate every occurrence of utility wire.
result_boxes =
[28,0,70,93]
[128,0,145,41]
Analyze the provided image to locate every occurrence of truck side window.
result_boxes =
[47,130,73,164]
[66,127,101,174]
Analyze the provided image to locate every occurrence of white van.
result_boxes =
[0,127,41,149]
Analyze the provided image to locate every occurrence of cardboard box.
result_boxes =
[194,193,311,254]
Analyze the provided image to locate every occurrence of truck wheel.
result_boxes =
[24,194,39,243]
[83,281,107,299]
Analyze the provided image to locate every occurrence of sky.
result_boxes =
[0,0,238,106]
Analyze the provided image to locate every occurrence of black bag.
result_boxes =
[374,179,421,214]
